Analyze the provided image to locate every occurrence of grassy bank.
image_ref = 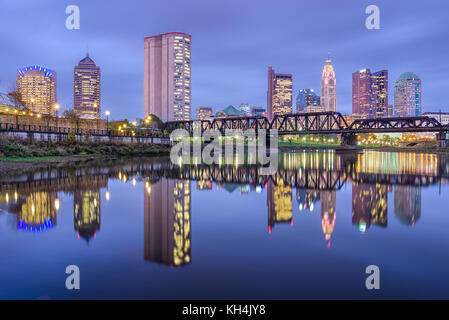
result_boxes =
[0,135,169,159]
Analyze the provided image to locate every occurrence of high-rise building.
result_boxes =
[267,66,292,119]
[352,183,388,231]
[16,66,57,116]
[196,107,213,120]
[352,69,389,118]
[371,70,389,118]
[251,106,265,117]
[321,55,336,112]
[394,72,422,117]
[144,32,191,122]
[74,54,101,119]
[296,89,321,113]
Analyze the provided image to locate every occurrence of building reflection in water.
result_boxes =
[6,191,59,232]
[144,179,191,267]
[267,178,292,233]
[74,191,101,242]
[394,185,421,226]
[321,191,336,245]
[296,190,319,212]
[352,183,389,232]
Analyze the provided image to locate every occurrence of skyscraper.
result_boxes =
[74,54,101,119]
[296,89,321,113]
[144,32,192,122]
[267,66,292,119]
[394,72,422,117]
[352,69,389,118]
[16,65,57,115]
[321,55,336,112]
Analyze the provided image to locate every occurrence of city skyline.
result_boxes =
[0,0,448,120]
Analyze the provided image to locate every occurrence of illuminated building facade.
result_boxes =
[16,66,57,115]
[196,107,213,120]
[144,179,191,267]
[74,190,100,242]
[296,189,320,212]
[321,56,336,112]
[296,89,321,113]
[394,185,421,226]
[352,183,388,230]
[352,69,389,118]
[251,106,265,117]
[267,179,292,231]
[394,72,422,117]
[267,66,293,119]
[144,32,191,121]
[74,54,101,119]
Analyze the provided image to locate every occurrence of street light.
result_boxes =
[105,110,110,132]
[54,104,60,134]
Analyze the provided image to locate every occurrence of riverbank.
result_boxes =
[0,135,170,175]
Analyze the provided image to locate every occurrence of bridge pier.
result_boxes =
[340,133,358,146]
[436,131,448,148]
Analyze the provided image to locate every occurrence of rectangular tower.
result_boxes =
[74,54,101,119]
[144,32,192,122]
[267,66,292,119]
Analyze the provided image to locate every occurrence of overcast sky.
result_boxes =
[0,0,448,120]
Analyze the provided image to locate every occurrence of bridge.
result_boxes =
[165,112,449,147]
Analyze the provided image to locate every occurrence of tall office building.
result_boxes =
[196,107,213,120]
[267,66,292,119]
[321,55,336,112]
[352,183,388,230]
[296,89,321,113]
[394,72,422,117]
[144,32,192,122]
[74,53,101,119]
[352,69,388,118]
[16,66,57,116]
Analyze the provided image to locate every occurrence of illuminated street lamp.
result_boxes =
[54,104,60,133]
[105,110,110,132]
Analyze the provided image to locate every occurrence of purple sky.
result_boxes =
[0,0,448,120]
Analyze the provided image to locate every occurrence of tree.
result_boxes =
[63,109,81,131]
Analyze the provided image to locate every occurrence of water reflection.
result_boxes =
[144,179,191,267]
[0,150,448,270]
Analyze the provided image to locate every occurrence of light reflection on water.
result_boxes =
[0,150,449,299]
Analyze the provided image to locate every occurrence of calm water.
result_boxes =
[1,150,449,299]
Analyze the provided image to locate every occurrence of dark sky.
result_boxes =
[0,0,448,120]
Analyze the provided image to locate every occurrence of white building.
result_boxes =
[321,55,336,112]
[144,32,191,121]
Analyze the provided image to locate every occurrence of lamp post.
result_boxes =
[54,104,60,137]
[105,110,110,133]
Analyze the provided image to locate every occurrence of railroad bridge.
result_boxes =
[165,112,449,147]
